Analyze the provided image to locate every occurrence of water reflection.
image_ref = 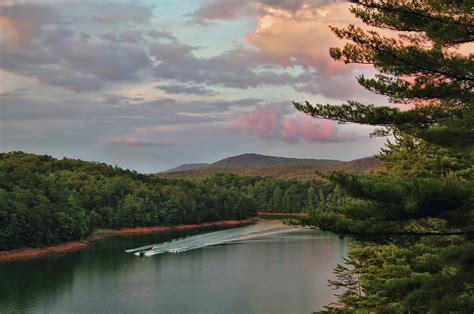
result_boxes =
[0,222,348,313]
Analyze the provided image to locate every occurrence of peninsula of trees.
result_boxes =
[0,151,327,250]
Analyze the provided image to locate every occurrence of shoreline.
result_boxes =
[257,211,308,217]
[0,218,257,262]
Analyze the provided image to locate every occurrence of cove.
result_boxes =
[0,221,348,313]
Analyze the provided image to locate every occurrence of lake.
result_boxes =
[0,220,348,313]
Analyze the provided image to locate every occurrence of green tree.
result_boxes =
[294,0,474,312]
[272,186,283,211]
[306,186,318,209]
[67,194,88,238]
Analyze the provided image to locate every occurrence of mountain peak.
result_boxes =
[160,153,382,179]
[211,153,341,169]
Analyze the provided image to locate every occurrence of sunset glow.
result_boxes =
[0,0,387,171]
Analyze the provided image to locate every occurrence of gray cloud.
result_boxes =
[53,37,150,81]
[186,0,255,25]
[0,2,359,97]
[156,84,218,96]
[93,4,155,24]
[0,92,262,127]
[0,3,67,46]
[150,42,309,88]
[294,72,361,100]
[293,68,391,103]
[0,3,152,92]
[108,137,178,147]
[0,92,270,171]
[259,0,343,12]
[146,30,177,41]
[100,30,146,44]
[186,0,345,25]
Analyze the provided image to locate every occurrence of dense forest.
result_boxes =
[0,152,325,250]
[199,172,333,213]
[295,0,473,312]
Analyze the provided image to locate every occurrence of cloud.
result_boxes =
[93,4,154,24]
[1,1,386,173]
[246,2,355,74]
[156,84,218,96]
[186,0,255,25]
[259,0,311,12]
[150,42,309,89]
[180,0,376,100]
[186,0,344,25]
[99,94,146,105]
[0,1,372,100]
[0,35,151,91]
[281,114,338,143]
[259,0,347,13]
[0,3,151,92]
[108,135,177,146]
[106,124,185,147]
[239,0,384,100]
[232,105,279,139]
[0,3,64,47]
[100,30,145,44]
[0,91,262,128]
[294,68,390,103]
[232,105,355,143]
[53,36,151,81]
[146,29,177,41]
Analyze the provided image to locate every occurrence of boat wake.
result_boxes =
[125,221,305,257]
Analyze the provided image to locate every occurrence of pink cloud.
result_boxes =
[232,106,279,138]
[282,114,336,142]
[246,2,359,75]
[186,1,361,77]
[232,106,353,143]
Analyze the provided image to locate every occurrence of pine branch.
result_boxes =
[352,0,474,30]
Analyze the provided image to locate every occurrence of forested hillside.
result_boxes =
[199,172,333,213]
[0,152,258,250]
[161,163,209,173]
[210,153,341,169]
[0,152,327,250]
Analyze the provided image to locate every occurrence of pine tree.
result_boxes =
[294,1,474,311]
[272,186,283,211]
[306,186,317,208]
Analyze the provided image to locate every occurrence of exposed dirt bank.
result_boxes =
[0,219,257,262]
[257,212,309,217]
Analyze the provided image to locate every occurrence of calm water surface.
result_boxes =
[0,221,348,314]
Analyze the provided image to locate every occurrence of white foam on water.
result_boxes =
[126,221,305,257]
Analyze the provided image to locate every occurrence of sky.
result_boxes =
[0,0,390,173]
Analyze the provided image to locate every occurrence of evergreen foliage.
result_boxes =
[294,0,474,311]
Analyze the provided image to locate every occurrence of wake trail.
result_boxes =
[125,221,306,257]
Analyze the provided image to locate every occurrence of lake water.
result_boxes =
[0,221,348,313]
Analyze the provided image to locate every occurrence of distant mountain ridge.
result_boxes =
[160,153,382,179]
[211,153,342,169]
[161,163,209,173]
